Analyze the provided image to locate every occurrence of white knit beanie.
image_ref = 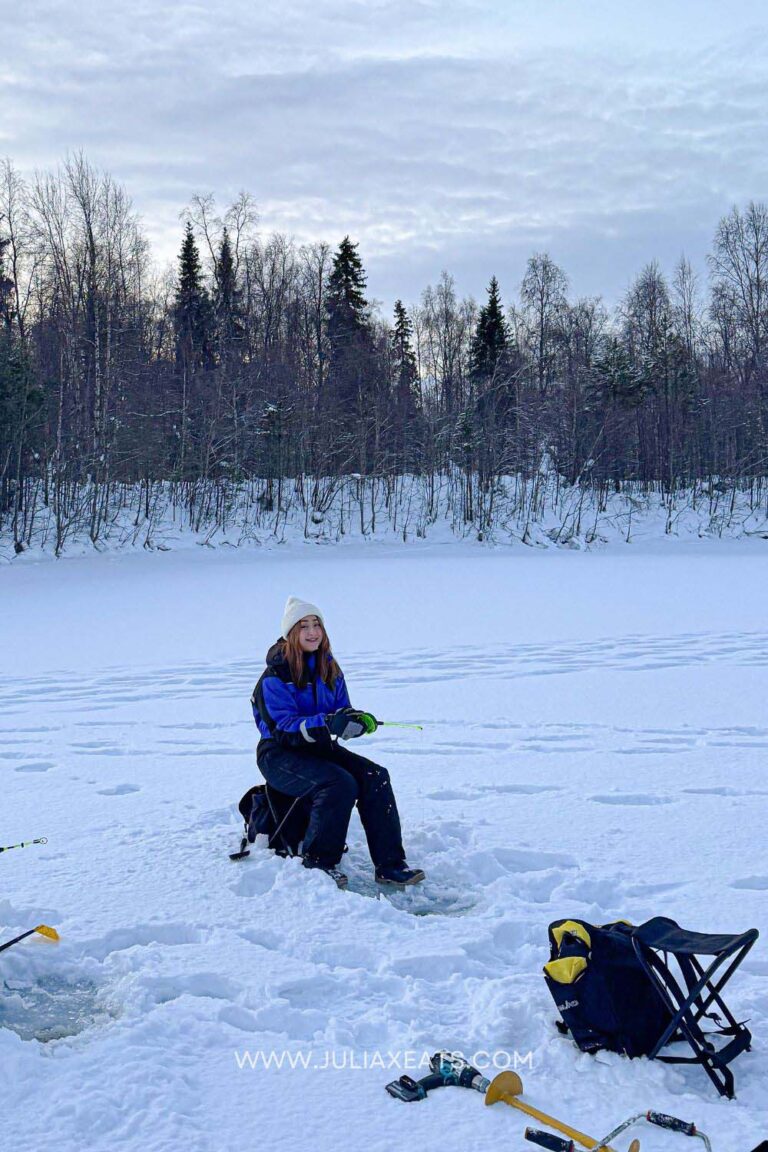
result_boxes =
[281,596,325,640]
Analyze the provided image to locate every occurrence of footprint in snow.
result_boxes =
[218,1004,260,1033]
[70,740,121,751]
[730,876,768,891]
[624,880,688,896]
[589,793,675,806]
[145,973,241,1006]
[683,787,768,797]
[462,846,576,892]
[491,846,577,871]
[476,783,562,795]
[561,876,629,906]
[238,927,282,951]
[562,876,687,908]
[463,919,537,964]
[231,864,278,898]
[82,923,202,961]
[15,761,53,772]
[0,724,61,733]
[96,783,141,796]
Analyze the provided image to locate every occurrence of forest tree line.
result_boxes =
[1,154,767,551]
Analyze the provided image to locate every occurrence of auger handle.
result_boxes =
[525,1128,575,1152]
[647,1112,696,1136]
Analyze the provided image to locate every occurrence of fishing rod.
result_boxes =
[0,838,58,956]
[352,712,423,734]
[0,837,47,855]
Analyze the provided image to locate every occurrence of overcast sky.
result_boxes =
[3,0,768,311]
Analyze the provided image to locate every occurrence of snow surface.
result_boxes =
[2,540,767,1151]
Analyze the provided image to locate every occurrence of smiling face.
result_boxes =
[296,615,323,653]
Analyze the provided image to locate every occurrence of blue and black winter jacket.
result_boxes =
[251,641,351,750]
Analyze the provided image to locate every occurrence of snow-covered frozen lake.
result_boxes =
[2,540,767,1151]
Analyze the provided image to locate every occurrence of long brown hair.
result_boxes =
[282,620,341,689]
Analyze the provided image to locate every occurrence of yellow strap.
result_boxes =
[544,956,588,984]
[551,920,591,951]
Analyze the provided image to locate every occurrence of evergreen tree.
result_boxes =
[0,228,16,486]
[585,335,644,483]
[326,235,370,349]
[589,335,641,409]
[324,236,379,433]
[0,329,30,484]
[391,300,419,415]
[470,276,509,384]
[0,226,40,533]
[174,221,213,371]
[214,227,244,360]
[0,228,12,329]
[389,300,421,470]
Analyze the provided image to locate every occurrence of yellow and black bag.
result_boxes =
[544,918,672,1058]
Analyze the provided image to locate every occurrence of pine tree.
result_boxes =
[214,227,244,359]
[0,227,19,445]
[586,335,644,484]
[0,229,12,329]
[326,236,370,350]
[589,335,641,408]
[0,229,16,478]
[0,227,40,541]
[391,300,419,415]
[174,221,213,370]
[324,236,377,421]
[389,300,421,471]
[470,276,509,384]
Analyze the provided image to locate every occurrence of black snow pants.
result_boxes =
[256,739,405,869]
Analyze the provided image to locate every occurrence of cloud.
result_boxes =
[2,2,768,308]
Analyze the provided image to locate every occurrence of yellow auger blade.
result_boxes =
[486,1073,640,1152]
[34,925,60,941]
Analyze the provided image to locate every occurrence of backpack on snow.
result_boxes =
[544,914,759,1099]
[235,784,311,858]
[544,917,672,1058]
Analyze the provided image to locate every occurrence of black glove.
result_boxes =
[327,708,373,740]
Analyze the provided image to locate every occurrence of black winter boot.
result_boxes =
[303,856,349,889]
[375,863,425,888]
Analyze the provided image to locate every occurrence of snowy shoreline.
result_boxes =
[3,473,767,564]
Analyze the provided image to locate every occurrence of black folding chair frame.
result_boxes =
[632,920,758,1099]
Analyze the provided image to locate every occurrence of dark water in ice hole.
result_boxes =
[0,975,116,1041]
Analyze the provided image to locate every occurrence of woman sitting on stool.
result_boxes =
[251,596,424,890]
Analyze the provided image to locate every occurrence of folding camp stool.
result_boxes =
[631,916,759,1099]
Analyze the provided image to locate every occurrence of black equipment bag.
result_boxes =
[544,918,673,1058]
[238,784,311,857]
[545,915,758,1098]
